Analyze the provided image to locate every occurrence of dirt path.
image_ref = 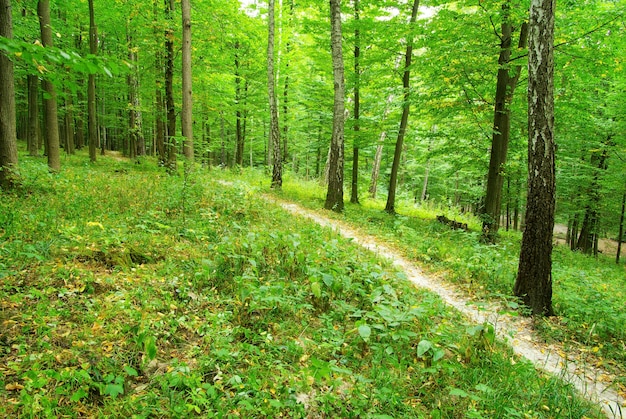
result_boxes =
[266,196,624,418]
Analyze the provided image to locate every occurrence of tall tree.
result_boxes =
[27,74,39,156]
[482,1,528,241]
[153,0,165,163]
[324,0,346,212]
[87,0,98,162]
[165,0,177,173]
[234,41,244,166]
[350,0,361,205]
[267,0,282,188]
[0,0,19,188]
[514,0,556,316]
[38,0,61,172]
[384,0,420,214]
[181,0,193,161]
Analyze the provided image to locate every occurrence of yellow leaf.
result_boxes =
[87,222,105,230]
[14,52,22,58]
[5,383,24,391]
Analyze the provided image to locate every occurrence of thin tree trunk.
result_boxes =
[0,0,19,188]
[64,92,75,154]
[617,191,626,264]
[153,0,165,164]
[181,0,193,161]
[514,0,556,317]
[38,0,61,172]
[234,41,244,165]
[350,0,361,205]
[165,0,177,173]
[267,0,282,188]
[87,0,97,162]
[27,74,39,156]
[385,0,420,214]
[483,2,528,241]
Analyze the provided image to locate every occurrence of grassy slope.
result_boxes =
[0,154,605,418]
[269,171,626,386]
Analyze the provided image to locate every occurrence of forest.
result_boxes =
[1,0,625,417]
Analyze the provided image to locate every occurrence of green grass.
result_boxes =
[0,153,606,418]
[268,171,626,385]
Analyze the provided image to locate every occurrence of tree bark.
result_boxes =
[234,41,244,166]
[181,0,193,161]
[617,191,625,264]
[324,0,346,212]
[165,0,177,173]
[514,0,556,317]
[267,0,282,188]
[350,0,361,205]
[483,2,528,241]
[0,0,18,188]
[38,0,61,172]
[27,74,39,156]
[385,0,420,214]
[87,0,97,162]
[64,91,75,155]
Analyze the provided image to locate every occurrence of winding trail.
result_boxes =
[265,195,624,418]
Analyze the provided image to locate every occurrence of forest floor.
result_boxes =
[553,224,626,259]
[263,195,625,419]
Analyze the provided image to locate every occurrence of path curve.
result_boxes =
[266,196,624,418]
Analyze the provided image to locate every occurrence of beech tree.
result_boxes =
[0,0,18,188]
[38,0,61,172]
[384,0,420,214]
[87,0,97,162]
[181,0,193,161]
[514,0,556,316]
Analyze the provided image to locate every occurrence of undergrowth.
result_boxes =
[263,171,626,387]
[0,155,606,417]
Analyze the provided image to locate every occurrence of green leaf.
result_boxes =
[124,365,138,377]
[145,336,157,360]
[70,388,88,401]
[449,388,469,398]
[358,324,371,340]
[417,339,433,357]
[103,383,125,398]
[310,281,322,298]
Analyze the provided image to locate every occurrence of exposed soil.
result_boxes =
[267,196,625,419]
[554,223,626,259]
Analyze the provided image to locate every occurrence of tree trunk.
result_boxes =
[64,92,75,154]
[267,0,282,188]
[324,0,346,212]
[385,0,420,214]
[617,191,625,264]
[0,0,18,188]
[38,0,61,172]
[165,0,177,173]
[181,0,193,161]
[87,0,97,162]
[514,0,556,317]
[234,41,244,166]
[153,0,165,164]
[350,0,361,205]
[27,74,39,156]
[483,2,528,241]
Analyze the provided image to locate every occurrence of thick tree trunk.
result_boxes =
[385,0,420,214]
[165,0,177,173]
[181,0,193,161]
[483,2,528,241]
[514,0,556,317]
[350,0,361,205]
[0,0,18,188]
[324,0,346,212]
[38,0,61,172]
[267,0,282,188]
[87,0,97,162]
[27,74,39,156]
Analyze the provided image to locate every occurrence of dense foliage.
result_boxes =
[0,152,608,417]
